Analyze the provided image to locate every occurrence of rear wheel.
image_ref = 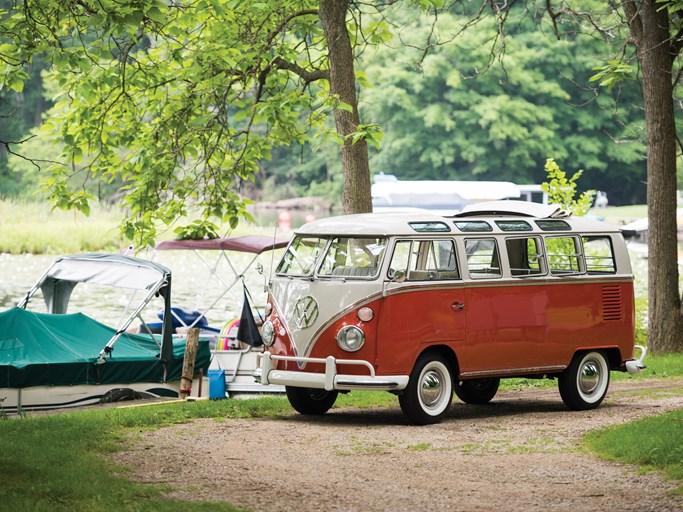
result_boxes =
[399,353,453,425]
[285,386,338,415]
[454,378,500,404]
[558,351,610,410]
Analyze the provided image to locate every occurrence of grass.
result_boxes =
[0,198,280,254]
[0,199,122,254]
[589,204,647,224]
[585,408,683,494]
[497,352,683,392]
[0,397,296,512]
[613,351,683,381]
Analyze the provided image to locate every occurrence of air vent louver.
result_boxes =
[602,285,623,321]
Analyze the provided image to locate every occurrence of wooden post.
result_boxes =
[179,328,199,399]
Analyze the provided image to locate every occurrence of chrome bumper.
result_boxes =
[625,344,647,375]
[254,352,409,391]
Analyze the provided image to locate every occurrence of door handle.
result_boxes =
[451,302,465,310]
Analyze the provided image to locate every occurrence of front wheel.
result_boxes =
[399,353,453,425]
[454,378,500,404]
[558,351,610,410]
[285,386,338,415]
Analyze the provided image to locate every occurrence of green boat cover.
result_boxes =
[0,307,210,388]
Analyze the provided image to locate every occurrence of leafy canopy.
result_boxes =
[0,0,360,246]
[360,4,645,203]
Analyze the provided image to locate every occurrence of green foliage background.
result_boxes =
[1,1,652,212]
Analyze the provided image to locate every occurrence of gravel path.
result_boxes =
[111,378,683,512]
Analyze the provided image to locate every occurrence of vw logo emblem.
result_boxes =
[293,296,319,329]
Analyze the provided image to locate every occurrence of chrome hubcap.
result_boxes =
[420,369,443,407]
[579,360,601,395]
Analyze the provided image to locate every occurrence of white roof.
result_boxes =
[295,208,621,237]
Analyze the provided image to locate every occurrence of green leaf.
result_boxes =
[9,77,24,92]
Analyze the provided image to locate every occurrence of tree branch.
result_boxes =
[265,9,319,47]
[622,0,643,47]
[1,135,63,170]
[670,25,683,61]
[271,56,330,85]
[545,0,562,39]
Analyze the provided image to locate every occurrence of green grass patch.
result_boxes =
[589,204,647,224]
[0,397,297,512]
[613,352,683,381]
[407,443,432,451]
[335,390,397,409]
[0,199,276,254]
[585,408,683,493]
[0,199,122,254]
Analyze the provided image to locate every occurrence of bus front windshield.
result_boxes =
[277,236,387,278]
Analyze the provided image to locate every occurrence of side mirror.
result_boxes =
[389,269,406,283]
[256,263,264,275]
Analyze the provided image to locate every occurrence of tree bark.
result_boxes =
[632,1,683,353]
[318,0,373,214]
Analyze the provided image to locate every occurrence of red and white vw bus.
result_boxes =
[256,201,646,424]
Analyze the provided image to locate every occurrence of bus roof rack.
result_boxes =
[454,200,571,219]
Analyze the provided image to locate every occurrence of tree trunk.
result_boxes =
[635,1,683,353]
[318,0,373,214]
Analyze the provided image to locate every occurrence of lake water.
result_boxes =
[0,249,283,328]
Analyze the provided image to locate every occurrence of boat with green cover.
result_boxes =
[0,254,210,413]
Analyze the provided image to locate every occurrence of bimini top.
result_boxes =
[156,235,289,254]
[17,253,176,363]
[41,253,170,291]
[19,253,171,314]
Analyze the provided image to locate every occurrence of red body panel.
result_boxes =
[375,285,465,375]
[267,278,635,379]
[457,280,634,374]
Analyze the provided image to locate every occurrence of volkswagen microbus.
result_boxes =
[256,201,646,425]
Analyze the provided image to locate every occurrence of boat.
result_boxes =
[0,253,211,414]
[150,235,289,396]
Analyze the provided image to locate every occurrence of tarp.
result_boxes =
[0,307,210,388]
[156,235,289,254]
[20,253,176,363]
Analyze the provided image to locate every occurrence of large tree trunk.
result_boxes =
[318,0,373,214]
[633,1,683,353]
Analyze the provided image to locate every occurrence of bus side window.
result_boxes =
[582,236,616,274]
[417,239,459,280]
[388,240,411,280]
[389,240,460,281]
[465,238,501,279]
[545,236,583,275]
[505,237,545,277]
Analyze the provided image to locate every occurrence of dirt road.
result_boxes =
[112,378,683,512]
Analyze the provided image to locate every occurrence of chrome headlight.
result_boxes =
[336,326,365,352]
[261,320,275,347]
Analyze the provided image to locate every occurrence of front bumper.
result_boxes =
[254,352,409,392]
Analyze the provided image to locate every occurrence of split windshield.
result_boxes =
[277,236,388,278]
